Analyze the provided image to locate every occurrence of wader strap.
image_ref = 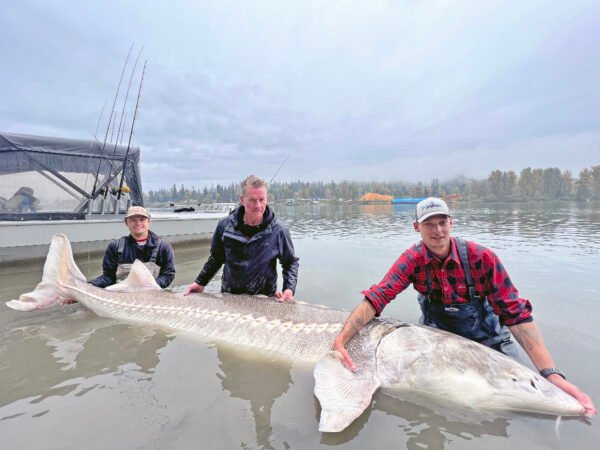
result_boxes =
[150,238,162,263]
[118,236,160,264]
[455,237,478,299]
[117,236,127,264]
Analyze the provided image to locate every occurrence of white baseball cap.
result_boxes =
[415,197,450,223]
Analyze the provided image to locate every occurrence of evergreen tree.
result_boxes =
[518,167,534,198]
[560,170,574,199]
[591,165,600,200]
[542,167,562,199]
[576,169,593,201]
[142,165,598,204]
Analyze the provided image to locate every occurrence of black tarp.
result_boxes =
[0,131,143,219]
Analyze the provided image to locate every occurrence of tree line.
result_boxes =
[144,165,600,204]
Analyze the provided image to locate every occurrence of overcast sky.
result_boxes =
[1,0,599,191]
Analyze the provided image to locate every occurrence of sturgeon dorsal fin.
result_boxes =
[106,260,162,292]
[314,351,380,432]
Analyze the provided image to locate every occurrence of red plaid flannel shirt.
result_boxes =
[362,237,533,326]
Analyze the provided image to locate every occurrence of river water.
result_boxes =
[1,201,599,449]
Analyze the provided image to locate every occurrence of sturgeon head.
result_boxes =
[375,324,585,416]
[314,321,584,432]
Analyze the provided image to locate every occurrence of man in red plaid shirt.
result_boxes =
[332,197,595,414]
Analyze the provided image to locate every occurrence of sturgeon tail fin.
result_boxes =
[6,234,84,311]
[314,351,380,432]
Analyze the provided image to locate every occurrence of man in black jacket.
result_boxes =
[184,175,299,302]
[89,206,176,289]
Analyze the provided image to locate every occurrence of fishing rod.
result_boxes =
[106,46,143,199]
[90,133,121,175]
[94,100,107,137]
[118,112,127,145]
[268,153,290,184]
[109,110,117,143]
[90,43,134,200]
[112,46,143,163]
[85,101,108,198]
[86,133,129,207]
[117,60,147,200]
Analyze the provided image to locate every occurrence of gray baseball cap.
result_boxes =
[415,197,450,223]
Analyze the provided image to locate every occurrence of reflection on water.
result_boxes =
[278,201,600,255]
[281,203,408,240]
[0,305,171,414]
[320,391,511,449]
[376,393,511,449]
[216,346,293,450]
[1,201,599,449]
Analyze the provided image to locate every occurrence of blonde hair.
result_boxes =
[240,175,268,196]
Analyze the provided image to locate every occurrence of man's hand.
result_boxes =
[183,282,205,296]
[509,321,596,415]
[275,288,294,303]
[332,337,357,372]
[547,374,597,416]
[330,300,376,372]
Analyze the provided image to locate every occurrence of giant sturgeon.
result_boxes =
[7,234,585,431]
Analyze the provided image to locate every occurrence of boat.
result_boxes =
[169,203,236,214]
[0,132,230,264]
[392,197,426,204]
[196,202,237,213]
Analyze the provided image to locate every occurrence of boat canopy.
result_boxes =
[0,131,142,221]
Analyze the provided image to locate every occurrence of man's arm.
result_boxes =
[184,221,225,296]
[88,242,118,288]
[509,321,596,414]
[277,227,299,302]
[156,242,176,288]
[331,250,414,369]
[332,299,376,371]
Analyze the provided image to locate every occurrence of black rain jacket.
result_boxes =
[89,230,176,289]
[195,205,299,295]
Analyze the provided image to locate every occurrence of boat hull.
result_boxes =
[0,212,222,264]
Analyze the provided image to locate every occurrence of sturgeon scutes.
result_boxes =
[6,233,587,433]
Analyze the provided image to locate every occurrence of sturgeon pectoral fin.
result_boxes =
[314,351,380,432]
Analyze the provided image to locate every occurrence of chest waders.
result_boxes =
[115,236,162,281]
[417,237,519,359]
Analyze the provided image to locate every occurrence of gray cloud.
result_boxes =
[1,0,599,191]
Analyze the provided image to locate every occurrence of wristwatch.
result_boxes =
[539,368,566,380]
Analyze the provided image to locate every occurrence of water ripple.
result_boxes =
[274,202,600,256]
